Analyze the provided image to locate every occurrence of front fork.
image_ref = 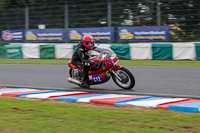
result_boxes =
[110,65,123,81]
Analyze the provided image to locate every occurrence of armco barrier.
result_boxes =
[0,45,6,58]
[39,45,55,59]
[5,45,23,59]
[22,44,40,58]
[130,43,152,60]
[0,42,200,60]
[55,44,74,59]
[110,43,130,60]
[195,43,200,60]
[0,43,8,58]
[152,43,173,60]
[172,43,195,60]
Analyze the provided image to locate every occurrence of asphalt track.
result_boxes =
[0,64,200,98]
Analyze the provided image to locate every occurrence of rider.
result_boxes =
[71,35,102,88]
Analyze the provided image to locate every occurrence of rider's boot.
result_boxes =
[80,72,90,88]
[81,78,90,88]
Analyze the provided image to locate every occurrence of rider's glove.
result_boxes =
[93,62,101,68]
[95,62,106,68]
[85,63,90,66]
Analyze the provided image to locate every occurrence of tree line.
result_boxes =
[0,0,199,41]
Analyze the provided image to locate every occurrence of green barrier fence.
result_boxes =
[5,45,23,59]
[194,43,200,60]
[1,43,200,60]
[0,43,9,58]
[40,45,55,59]
[73,44,78,52]
[0,42,9,46]
[0,45,6,58]
[152,43,173,60]
[110,43,130,60]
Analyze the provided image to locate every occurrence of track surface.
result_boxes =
[0,64,200,98]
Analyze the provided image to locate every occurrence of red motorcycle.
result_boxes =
[68,47,135,90]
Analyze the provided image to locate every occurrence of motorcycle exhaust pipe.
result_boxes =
[68,77,81,85]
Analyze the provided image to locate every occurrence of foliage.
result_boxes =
[0,0,199,41]
[162,0,200,41]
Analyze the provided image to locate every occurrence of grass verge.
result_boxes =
[0,97,200,133]
[0,58,200,67]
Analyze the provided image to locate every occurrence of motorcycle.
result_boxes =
[68,47,135,90]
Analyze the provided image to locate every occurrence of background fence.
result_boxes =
[0,0,200,42]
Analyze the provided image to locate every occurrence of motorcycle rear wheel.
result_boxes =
[69,68,72,77]
[112,67,135,90]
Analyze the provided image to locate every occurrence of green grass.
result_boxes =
[0,59,68,65]
[0,97,199,133]
[0,58,200,67]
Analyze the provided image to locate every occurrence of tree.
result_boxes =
[0,0,200,41]
[161,0,200,41]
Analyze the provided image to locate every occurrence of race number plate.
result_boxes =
[112,56,119,65]
[92,75,103,83]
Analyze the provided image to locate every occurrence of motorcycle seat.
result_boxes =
[68,60,81,69]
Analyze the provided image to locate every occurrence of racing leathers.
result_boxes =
[71,42,101,88]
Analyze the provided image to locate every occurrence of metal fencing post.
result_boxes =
[21,0,29,29]
[157,0,161,26]
[107,0,111,27]
[25,7,29,29]
[64,2,69,42]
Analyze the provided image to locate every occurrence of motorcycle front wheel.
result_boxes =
[112,67,135,90]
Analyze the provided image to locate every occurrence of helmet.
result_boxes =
[82,35,95,50]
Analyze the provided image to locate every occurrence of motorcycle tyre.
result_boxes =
[69,68,72,77]
[112,67,135,90]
